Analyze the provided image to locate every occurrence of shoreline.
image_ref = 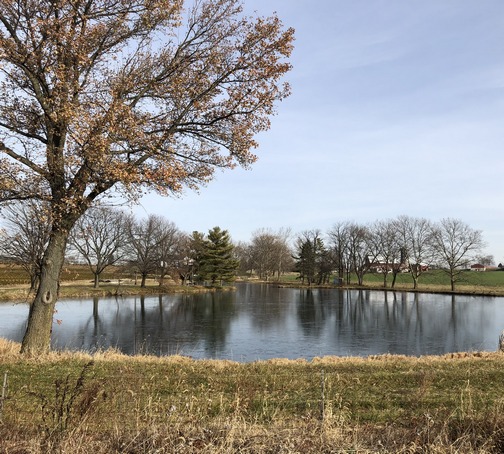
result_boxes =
[279,285,504,298]
[258,279,504,298]
[0,281,233,303]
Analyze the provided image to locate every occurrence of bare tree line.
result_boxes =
[236,216,488,291]
[235,228,294,281]
[0,202,236,289]
[0,203,488,292]
[295,216,487,291]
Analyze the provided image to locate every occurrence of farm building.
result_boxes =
[470,263,487,272]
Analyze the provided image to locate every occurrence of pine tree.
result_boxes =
[199,227,239,285]
[188,231,207,284]
[294,231,331,285]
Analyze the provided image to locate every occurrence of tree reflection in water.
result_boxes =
[0,284,502,360]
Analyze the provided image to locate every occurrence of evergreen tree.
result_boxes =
[188,231,207,284]
[199,227,239,285]
[294,230,331,285]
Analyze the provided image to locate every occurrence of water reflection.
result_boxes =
[56,291,238,356]
[0,283,503,361]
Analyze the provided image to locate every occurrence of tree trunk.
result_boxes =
[29,273,38,292]
[21,229,68,355]
[159,268,166,286]
[412,274,418,290]
[391,272,397,289]
[93,273,100,288]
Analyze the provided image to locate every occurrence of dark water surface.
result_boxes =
[1,283,503,361]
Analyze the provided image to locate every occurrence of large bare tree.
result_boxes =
[249,228,293,281]
[68,207,128,288]
[430,218,485,291]
[0,200,51,290]
[394,215,433,289]
[0,0,293,353]
[346,223,373,286]
[368,219,402,288]
[154,218,182,286]
[125,214,177,288]
[328,221,351,284]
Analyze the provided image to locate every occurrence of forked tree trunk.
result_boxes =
[20,229,69,355]
[412,275,418,290]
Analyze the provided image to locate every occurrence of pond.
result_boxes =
[1,283,503,361]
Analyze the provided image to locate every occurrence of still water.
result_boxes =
[1,283,504,361]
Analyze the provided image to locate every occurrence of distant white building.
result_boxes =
[470,263,486,272]
[365,256,409,274]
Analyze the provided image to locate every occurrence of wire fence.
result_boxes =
[0,365,360,428]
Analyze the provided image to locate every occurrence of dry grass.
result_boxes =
[0,264,211,302]
[2,264,504,452]
[0,280,211,303]
[2,264,504,303]
[2,339,504,453]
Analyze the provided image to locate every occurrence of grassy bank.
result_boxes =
[0,263,220,302]
[2,264,504,302]
[275,269,504,296]
[1,339,504,453]
[0,262,249,304]
[0,281,214,303]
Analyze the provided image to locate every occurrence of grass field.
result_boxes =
[0,264,208,302]
[1,263,504,296]
[1,339,504,453]
[2,267,504,451]
[0,263,121,287]
[362,268,504,288]
[277,268,504,296]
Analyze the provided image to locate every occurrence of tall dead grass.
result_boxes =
[2,339,504,453]
[1,405,503,453]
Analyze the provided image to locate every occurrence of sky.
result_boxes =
[132,1,504,263]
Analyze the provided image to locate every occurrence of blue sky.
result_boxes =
[133,1,504,262]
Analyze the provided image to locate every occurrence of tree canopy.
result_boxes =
[0,0,293,210]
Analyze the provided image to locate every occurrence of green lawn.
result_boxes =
[2,263,504,295]
[277,269,504,293]
[363,269,504,289]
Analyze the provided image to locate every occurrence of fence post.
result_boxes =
[0,371,8,420]
[320,369,325,421]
